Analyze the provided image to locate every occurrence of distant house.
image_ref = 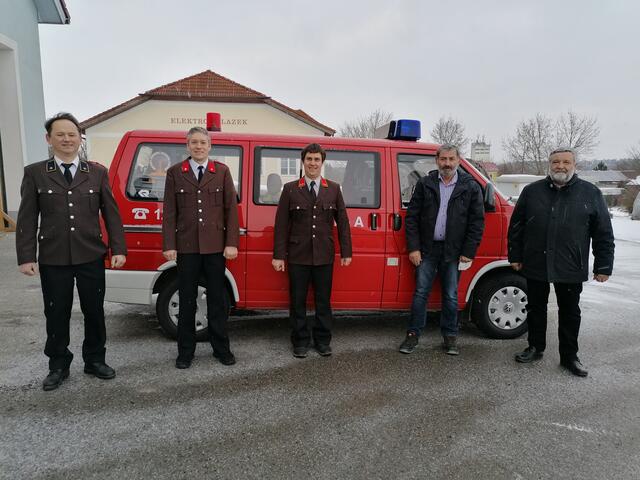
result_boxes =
[0,0,70,217]
[477,161,499,181]
[81,69,335,167]
[576,170,629,201]
[493,174,545,202]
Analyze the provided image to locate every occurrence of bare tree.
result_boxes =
[503,114,554,174]
[554,110,600,156]
[338,109,393,138]
[430,116,469,152]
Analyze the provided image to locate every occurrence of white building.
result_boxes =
[470,138,491,163]
[0,0,70,219]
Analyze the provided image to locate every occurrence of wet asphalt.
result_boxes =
[1,232,639,480]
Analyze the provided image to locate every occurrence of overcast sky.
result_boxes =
[39,0,640,162]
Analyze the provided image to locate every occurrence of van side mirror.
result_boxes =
[483,183,496,212]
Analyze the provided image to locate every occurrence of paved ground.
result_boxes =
[1,231,639,480]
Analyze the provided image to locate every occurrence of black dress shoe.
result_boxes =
[293,346,308,358]
[43,369,69,391]
[213,351,236,366]
[175,358,192,369]
[314,344,332,357]
[515,346,544,363]
[84,362,116,379]
[561,358,588,377]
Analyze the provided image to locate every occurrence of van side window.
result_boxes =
[254,148,380,208]
[397,153,437,207]
[126,143,242,201]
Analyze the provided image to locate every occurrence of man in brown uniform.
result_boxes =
[16,112,127,391]
[162,127,239,369]
[273,143,352,358]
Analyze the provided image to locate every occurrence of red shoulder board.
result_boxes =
[181,160,190,173]
[321,177,328,188]
[208,161,216,173]
[297,177,306,188]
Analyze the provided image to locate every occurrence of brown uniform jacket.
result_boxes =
[162,159,239,254]
[274,177,352,265]
[16,158,127,266]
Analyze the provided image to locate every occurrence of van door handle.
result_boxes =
[239,228,247,235]
[392,213,402,231]
[370,213,378,230]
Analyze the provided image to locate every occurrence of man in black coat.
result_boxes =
[508,148,615,377]
[399,144,485,355]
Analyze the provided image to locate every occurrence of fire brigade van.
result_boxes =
[103,119,528,341]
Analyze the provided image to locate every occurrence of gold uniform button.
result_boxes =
[68,203,73,207]
[199,218,203,222]
[70,227,75,231]
[68,191,72,195]
[70,215,75,219]
[89,189,94,194]
[47,190,52,194]
[312,225,316,228]
[198,209,202,213]
[198,199,202,203]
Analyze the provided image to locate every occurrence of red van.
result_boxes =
[103,120,528,341]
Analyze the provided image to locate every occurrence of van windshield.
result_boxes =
[126,143,242,201]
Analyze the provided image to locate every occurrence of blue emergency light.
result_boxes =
[374,119,421,141]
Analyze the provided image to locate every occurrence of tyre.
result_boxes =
[471,272,528,339]
[156,276,231,342]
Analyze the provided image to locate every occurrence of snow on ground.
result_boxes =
[611,210,640,243]
[580,211,640,308]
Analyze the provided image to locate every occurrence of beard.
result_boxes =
[550,170,574,185]
[439,167,455,179]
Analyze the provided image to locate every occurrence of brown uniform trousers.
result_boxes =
[15,158,126,370]
[273,177,352,347]
[162,159,239,360]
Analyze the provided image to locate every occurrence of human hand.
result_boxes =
[224,246,238,260]
[19,262,38,276]
[459,256,472,263]
[511,262,522,271]
[341,257,352,266]
[272,259,285,272]
[409,251,422,267]
[111,255,126,268]
[593,274,609,282]
[163,250,177,261]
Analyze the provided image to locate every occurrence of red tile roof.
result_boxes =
[80,70,334,135]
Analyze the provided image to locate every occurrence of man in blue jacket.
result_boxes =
[508,148,615,377]
[399,144,485,355]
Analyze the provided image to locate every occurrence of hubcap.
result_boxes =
[168,286,208,332]
[487,287,527,330]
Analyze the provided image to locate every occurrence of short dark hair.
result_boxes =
[301,143,326,162]
[436,144,460,158]
[45,112,81,135]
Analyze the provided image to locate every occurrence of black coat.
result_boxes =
[405,169,485,262]
[507,175,614,283]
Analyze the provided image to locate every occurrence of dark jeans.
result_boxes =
[408,242,460,337]
[177,253,230,361]
[288,263,333,348]
[39,258,106,370]
[526,278,583,361]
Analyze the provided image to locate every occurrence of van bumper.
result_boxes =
[105,269,160,305]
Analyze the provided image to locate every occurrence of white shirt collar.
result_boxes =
[189,157,209,178]
[305,176,321,192]
[54,156,80,169]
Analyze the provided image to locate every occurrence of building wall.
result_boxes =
[85,100,327,167]
[0,0,50,214]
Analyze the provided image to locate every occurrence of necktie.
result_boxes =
[62,163,73,184]
[310,180,317,201]
[197,165,204,183]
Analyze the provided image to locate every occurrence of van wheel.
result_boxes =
[156,277,230,342]
[471,273,528,339]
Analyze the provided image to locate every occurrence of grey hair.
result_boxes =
[549,147,578,163]
[186,126,210,142]
[436,144,461,158]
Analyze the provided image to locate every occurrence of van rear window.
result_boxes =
[126,143,242,201]
[254,147,380,208]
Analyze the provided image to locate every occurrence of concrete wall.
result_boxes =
[85,100,327,167]
[0,0,50,214]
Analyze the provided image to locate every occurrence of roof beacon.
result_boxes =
[206,112,222,132]
[374,119,421,141]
